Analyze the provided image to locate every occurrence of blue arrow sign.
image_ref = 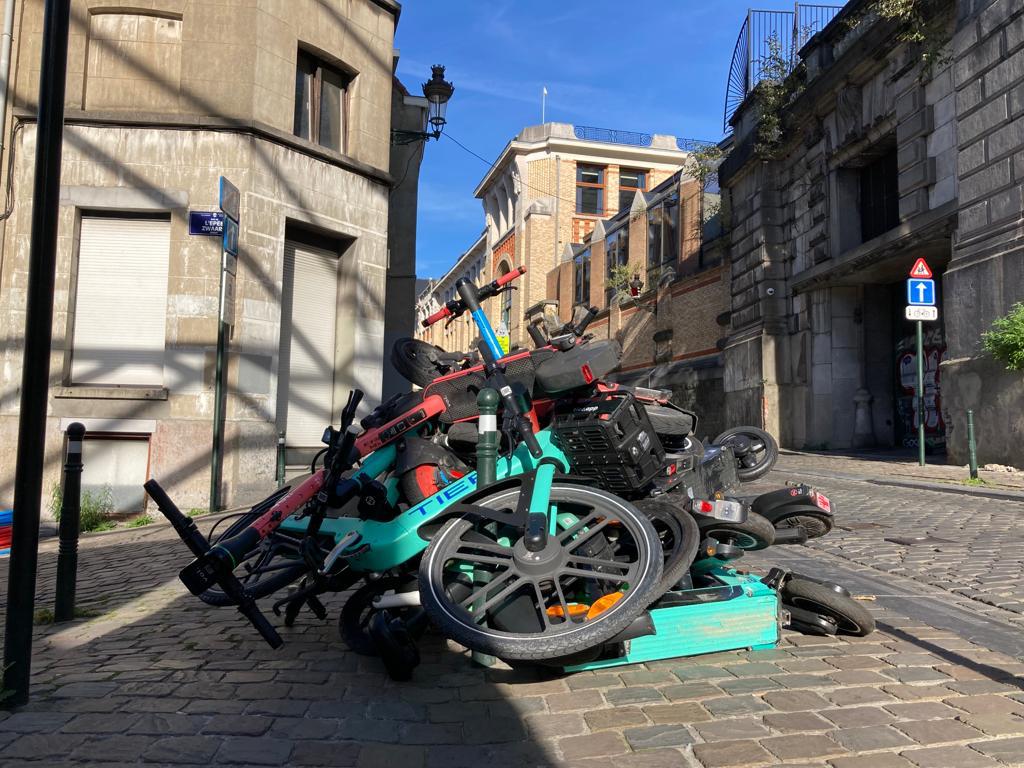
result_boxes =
[906,278,935,306]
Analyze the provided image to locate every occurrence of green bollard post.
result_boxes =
[967,409,979,480]
[476,388,500,489]
[471,387,500,669]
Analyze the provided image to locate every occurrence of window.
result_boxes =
[574,248,591,306]
[294,49,351,153]
[576,164,605,215]
[604,227,629,306]
[71,214,170,386]
[618,169,647,210]
[859,149,899,242]
[647,195,679,285]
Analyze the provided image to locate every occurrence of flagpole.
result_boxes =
[542,86,547,123]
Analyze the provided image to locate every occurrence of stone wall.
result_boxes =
[946,0,1024,466]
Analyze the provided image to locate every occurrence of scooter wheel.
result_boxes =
[774,511,834,539]
[782,578,875,637]
[713,426,779,482]
[696,511,776,551]
[368,610,420,681]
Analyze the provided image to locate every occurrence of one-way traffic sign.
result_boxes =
[907,278,936,306]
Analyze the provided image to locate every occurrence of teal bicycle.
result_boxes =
[146,268,666,663]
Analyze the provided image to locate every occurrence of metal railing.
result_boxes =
[724,4,843,133]
[573,125,716,152]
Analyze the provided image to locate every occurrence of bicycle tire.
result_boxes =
[713,426,779,482]
[419,484,663,661]
[636,499,701,598]
[339,576,419,655]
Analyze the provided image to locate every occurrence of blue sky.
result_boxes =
[394,1,844,279]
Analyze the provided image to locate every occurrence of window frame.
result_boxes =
[859,148,899,243]
[573,247,592,306]
[618,168,648,211]
[576,164,606,216]
[646,195,680,285]
[294,48,353,153]
[604,227,629,306]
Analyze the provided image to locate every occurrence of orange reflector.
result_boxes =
[586,591,624,619]
[547,603,589,619]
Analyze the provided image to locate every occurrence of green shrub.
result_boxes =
[982,302,1024,372]
[50,483,116,532]
[128,515,153,528]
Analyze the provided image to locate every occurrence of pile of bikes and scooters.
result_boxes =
[146,266,874,679]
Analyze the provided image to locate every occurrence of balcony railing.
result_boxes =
[573,125,715,152]
[724,4,843,133]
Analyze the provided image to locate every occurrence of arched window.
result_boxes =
[498,261,512,331]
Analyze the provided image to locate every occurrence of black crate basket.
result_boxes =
[551,392,666,495]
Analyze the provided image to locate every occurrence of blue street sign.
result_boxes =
[188,211,224,236]
[906,278,936,306]
[219,176,240,222]
[223,217,239,256]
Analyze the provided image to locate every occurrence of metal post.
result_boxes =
[967,409,979,480]
[54,423,84,623]
[2,0,72,708]
[476,388,499,488]
[209,317,226,511]
[276,432,286,485]
[916,320,925,467]
[471,387,499,669]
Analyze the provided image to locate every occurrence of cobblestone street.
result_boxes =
[4,455,1024,767]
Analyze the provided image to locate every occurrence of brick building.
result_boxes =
[717,0,1024,466]
[0,0,432,513]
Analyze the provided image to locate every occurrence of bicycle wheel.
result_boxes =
[774,511,834,539]
[419,484,663,661]
[635,499,701,598]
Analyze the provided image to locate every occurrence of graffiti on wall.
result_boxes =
[895,324,945,451]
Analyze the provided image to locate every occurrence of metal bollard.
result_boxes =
[54,422,85,623]
[471,388,499,668]
[476,388,500,489]
[967,410,979,480]
[276,432,286,484]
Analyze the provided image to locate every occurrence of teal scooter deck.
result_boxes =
[564,564,780,672]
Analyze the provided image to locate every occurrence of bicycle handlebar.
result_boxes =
[144,479,284,649]
[421,266,527,328]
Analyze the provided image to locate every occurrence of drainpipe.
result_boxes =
[0,0,17,285]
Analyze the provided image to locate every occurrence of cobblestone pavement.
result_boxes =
[756,454,1024,624]
[2,457,1024,766]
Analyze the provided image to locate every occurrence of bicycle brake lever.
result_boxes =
[318,530,362,576]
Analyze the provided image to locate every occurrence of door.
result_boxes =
[277,239,340,448]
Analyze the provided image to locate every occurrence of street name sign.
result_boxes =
[189,211,224,236]
[906,278,936,306]
[222,217,239,256]
[905,305,938,321]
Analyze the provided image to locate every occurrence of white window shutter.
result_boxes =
[71,216,170,386]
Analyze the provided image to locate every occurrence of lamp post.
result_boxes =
[392,65,455,145]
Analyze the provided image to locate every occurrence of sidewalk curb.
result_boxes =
[868,477,1024,502]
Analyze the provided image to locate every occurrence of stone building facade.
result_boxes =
[718,0,1023,466]
[0,0,428,514]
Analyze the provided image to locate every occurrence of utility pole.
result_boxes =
[3,0,72,707]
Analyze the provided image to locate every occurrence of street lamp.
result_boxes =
[392,65,455,145]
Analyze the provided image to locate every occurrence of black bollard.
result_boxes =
[54,423,85,623]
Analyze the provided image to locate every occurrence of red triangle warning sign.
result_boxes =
[909,258,932,279]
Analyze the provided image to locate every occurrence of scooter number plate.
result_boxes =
[812,492,832,513]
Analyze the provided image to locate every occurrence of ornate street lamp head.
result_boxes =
[422,65,455,138]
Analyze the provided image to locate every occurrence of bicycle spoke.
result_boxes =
[560,516,611,548]
[535,582,553,629]
[558,566,633,583]
[457,569,515,610]
[466,575,531,620]
[565,554,634,574]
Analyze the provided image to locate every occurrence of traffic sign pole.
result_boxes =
[916,320,925,467]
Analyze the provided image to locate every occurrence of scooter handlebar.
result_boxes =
[495,265,527,288]
[422,305,453,328]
